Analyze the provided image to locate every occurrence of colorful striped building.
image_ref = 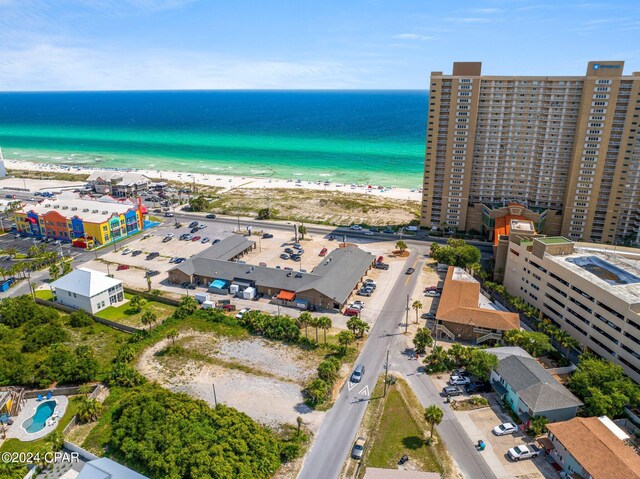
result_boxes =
[14,192,147,246]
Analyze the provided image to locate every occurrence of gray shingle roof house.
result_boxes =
[489,350,582,422]
[168,241,374,310]
[77,457,148,479]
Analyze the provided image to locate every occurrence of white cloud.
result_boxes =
[393,33,432,41]
[0,44,369,90]
[469,8,505,14]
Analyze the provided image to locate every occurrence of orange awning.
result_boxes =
[277,290,295,301]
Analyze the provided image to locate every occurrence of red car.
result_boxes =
[377,255,384,263]
[319,247,328,257]
[191,236,201,241]
[344,308,360,316]
[116,264,130,271]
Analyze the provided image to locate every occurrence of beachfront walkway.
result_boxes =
[6,396,69,442]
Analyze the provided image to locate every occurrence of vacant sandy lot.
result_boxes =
[137,332,327,431]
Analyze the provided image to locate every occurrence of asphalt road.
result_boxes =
[297,248,427,479]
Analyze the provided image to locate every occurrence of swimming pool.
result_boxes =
[22,400,56,433]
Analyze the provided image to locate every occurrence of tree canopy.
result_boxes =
[429,239,481,269]
[188,195,211,212]
[568,356,640,417]
[108,384,282,479]
[465,349,498,381]
[503,329,553,357]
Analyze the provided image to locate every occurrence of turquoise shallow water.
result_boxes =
[0,90,428,188]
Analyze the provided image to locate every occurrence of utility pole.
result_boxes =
[405,294,409,333]
[236,202,241,233]
[212,383,218,407]
[383,349,390,397]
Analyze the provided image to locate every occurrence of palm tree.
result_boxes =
[77,397,102,423]
[298,311,312,338]
[412,300,423,324]
[6,247,18,259]
[129,295,144,313]
[357,320,370,338]
[424,405,443,439]
[318,316,332,344]
[77,384,92,396]
[337,330,355,353]
[0,267,7,281]
[146,274,152,292]
[61,261,72,276]
[141,311,157,330]
[309,316,320,343]
[299,224,307,240]
[167,330,179,347]
[49,263,60,281]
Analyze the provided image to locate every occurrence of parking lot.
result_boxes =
[431,373,558,479]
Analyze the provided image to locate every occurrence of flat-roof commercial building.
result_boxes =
[168,239,374,310]
[421,61,640,246]
[86,170,151,198]
[544,416,640,479]
[435,266,519,345]
[13,192,147,245]
[503,236,640,383]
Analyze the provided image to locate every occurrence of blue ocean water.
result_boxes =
[0,90,428,187]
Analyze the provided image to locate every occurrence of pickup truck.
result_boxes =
[508,444,541,461]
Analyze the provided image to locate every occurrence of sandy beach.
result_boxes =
[3,159,423,202]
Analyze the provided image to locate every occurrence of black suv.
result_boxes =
[464,382,492,393]
[206,214,217,219]
[189,221,199,228]
[146,252,160,260]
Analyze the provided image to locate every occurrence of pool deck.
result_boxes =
[5,396,69,441]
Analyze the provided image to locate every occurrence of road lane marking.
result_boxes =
[404,256,421,286]
[358,385,370,396]
[348,381,357,391]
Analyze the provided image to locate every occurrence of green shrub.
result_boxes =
[69,311,93,328]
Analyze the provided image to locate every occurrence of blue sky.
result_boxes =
[1,0,639,90]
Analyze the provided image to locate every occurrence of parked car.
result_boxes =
[235,307,251,319]
[363,279,376,288]
[425,291,441,297]
[146,252,160,260]
[351,437,366,460]
[421,312,436,320]
[291,255,301,262]
[384,227,395,234]
[284,247,294,254]
[364,230,374,236]
[508,444,540,461]
[201,237,210,243]
[122,248,132,255]
[352,300,365,309]
[191,236,201,242]
[357,289,372,297]
[319,247,328,256]
[131,250,142,256]
[465,381,492,393]
[350,224,362,230]
[328,235,335,241]
[116,264,130,271]
[189,221,199,228]
[293,243,302,250]
[164,212,174,217]
[162,236,172,243]
[405,267,415,274]
[145,270,160,277]
[212,239,220,244]
[344,308,360,316]
[262,233,273,239]
[448,375,471,386]
[191,227,200,233]
[142,233,152,239]
[206,214,217,219]
[374,262,389,270]
[198,224,207,230]
[442,386,464,397]
[493,422,518,436]
[280,253,290,260]
[350,364,365,383]
[452,368,470,377]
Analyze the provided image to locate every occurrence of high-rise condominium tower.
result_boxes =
[421,61,640,245]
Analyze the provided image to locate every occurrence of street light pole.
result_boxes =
[405,294,409,333]
[383,349,390,397]
[212,383,218,407]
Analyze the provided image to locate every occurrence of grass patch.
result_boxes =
[0,396,81,454]
[95,293,176,328]
[363,377,444,475]
[451,396,489,411]
[35,289,53,300]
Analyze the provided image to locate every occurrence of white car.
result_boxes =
[363,279,377,288]
[508,444,541,461]
[493,422,518,436]
[165,233,174,238]
[122,248,132,255]
[235,307,251,319]
[425,291,441,297]
[350,224,362,230]
[448,375,470,386]
[405,225,419,232]
[364,230,374,236]
[351,300,365,309]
